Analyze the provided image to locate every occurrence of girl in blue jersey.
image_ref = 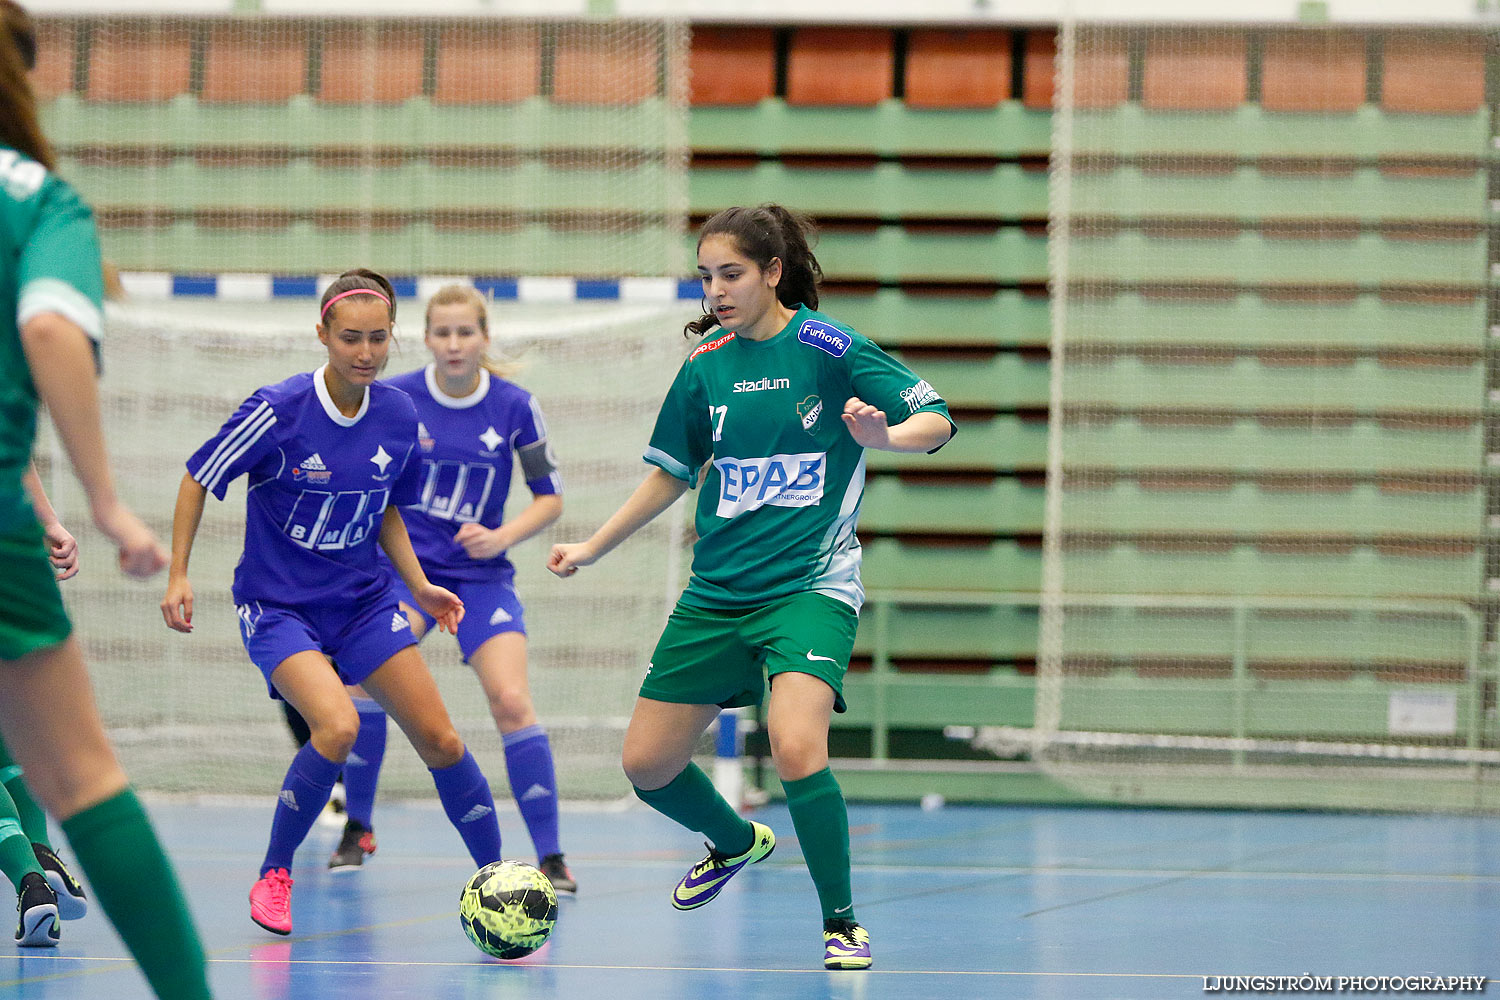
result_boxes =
[160,269,505,936]
[330,284,575,892]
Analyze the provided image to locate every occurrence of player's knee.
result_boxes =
[621,748,673,790]
[311,715,359,762]
[768,729,827,780]
[414,725,466,769]
[488,687,536,732]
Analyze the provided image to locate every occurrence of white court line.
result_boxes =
[12,953,1205,978]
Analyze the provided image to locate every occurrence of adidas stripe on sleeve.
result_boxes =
[188,396,280,499]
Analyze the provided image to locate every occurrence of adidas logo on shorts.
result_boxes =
[391,612,408,632]
[489,606,513,626]
[459,804,494,824]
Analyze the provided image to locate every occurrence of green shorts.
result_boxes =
[641,591,858,714]
[0,505,70,661]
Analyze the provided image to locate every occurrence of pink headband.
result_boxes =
[321,287,392,319]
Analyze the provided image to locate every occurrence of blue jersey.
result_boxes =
[187,365,423,607]
[382,365,561,582]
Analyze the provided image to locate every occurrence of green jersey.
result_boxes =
[645,304,955,610]
[0,146,104,497]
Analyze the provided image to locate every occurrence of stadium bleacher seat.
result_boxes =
[201,24,308,103]
[433,24,541,105]
[785,27,894,106]
[689,26,776,105]
[30,19,74,100]
[1381,32,1486,113]
[318,25,424,104]
[904,29,1011,109]
[552,23,660,105]
[1142,31,1247,111]
[1259,30,1366,113]
[86,23,191,102]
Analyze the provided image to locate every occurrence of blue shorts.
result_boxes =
[235,596,417,698]
[388,572,525,663]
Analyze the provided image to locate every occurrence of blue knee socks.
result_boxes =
[502,725,561,860]
[431,749,502,868]
[262,742,341,874]
[342,699,387,828]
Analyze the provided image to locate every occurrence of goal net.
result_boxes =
[34,15,690,278]
[1036,19,1498,810]
[36,296,697,800]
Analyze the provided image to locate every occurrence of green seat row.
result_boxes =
[861,538,1042,592]
[687,226,1049,284]
[1057,604,1473,665]
[820,289,1050,348]
[837,672,1036,730]
[1063,355,1484,414]
[865,414,1048,473]
[859,537,1485,598]
[886,351,1050,410]
[1061,416,1483,474]
[92,221,682,276]
[860,477,1044,535]
[1055,673,1477,739]
[1067,292,1486,350]
[61,159,674,215]
[850,603,1038,661]
[1072,105,1490,160]
[1070,163,1486,223]
[690,99,1053,158]
[1056,542,1483,599]
[1061,480,1483,538]
[1069,230,1487,285]
[43,94,678,153]
[691,161,1049,220]
[859,476,1483,539]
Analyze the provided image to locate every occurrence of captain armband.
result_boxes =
[517,438,558,482]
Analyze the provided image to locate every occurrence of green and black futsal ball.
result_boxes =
[459,860,558,959]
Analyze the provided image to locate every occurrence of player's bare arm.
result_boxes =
[841,397,953,453]
[21,312,167,578]
[549,467,687,577]
[162,472,208,632]
[22,460,78,579]
[455,492,562,560]
[379,506,464,633]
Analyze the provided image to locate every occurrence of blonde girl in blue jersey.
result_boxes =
[0,3,211,994]
[550,204,955,970]
[327,285,576,893]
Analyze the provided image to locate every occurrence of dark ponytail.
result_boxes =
[319,267,397,327]
[0,0,55,171]
[684,203,822,337]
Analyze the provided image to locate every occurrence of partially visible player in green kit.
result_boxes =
[549,203,955,971]
[0,2,211,995]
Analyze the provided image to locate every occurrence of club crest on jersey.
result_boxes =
[797,319,851,358]
[372,446,396,479]
[713,452,825,518]
[418,422,435,453]
[291,452,331,485]
[479,426,504,454]
[797,395,823,433]
[689,331,735,361]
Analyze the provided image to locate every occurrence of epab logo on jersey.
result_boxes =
[798,320,851,358]
[713,452,826,518]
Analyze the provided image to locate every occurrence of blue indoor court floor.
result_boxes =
[1,799,1496,1000]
